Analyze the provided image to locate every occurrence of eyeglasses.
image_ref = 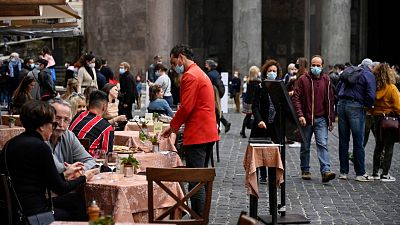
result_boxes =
[55,116,71,125]
[51,122,59,130]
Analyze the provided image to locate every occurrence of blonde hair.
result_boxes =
[62,78,78,100]
[120,62,131,71]
[68,93,86,117]
[248,66,260,81]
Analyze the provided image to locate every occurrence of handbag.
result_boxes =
[3,143,55,225]
[379,113,400,142]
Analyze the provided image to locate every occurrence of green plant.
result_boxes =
[139,132,148,141]
[89,215,115,225]
[120,154,140,169]
[8,116,16,123]
[153,112,160,121]
[148,135,159,145]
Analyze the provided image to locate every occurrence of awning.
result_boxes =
[0,4,81,21]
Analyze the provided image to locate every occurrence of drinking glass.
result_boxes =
[94,149,106,167]
[106,152,119,182]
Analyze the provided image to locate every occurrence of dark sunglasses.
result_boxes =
[52,122,59,130]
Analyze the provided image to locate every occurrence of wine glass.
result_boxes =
[94,149,106,167]
[106,152,119,182]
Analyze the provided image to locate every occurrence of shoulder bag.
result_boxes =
[379,113,400,142]
[3,143,55,225]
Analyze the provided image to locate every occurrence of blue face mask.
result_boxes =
[30,63,35,69]
[266,72,277,80]
[119,68,125,74]
[311,66,322,76]
[175,64,184,74]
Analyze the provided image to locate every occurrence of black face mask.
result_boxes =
[295,63,300,69]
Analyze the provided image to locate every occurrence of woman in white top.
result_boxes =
[102,83,127,130]
[77,54,98,93]
[147,63,173,106]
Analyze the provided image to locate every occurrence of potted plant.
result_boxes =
[120,154,140,177]
[148,135,159,152]
[8,116,16,128]
[89,215,115,225]
[153,112,160,122]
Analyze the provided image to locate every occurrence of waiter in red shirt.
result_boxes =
[162,45,219,215]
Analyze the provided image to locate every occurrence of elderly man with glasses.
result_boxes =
[47,98,96,173]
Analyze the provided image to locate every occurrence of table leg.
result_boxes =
[268,168,277,224]
[249,194,258,219]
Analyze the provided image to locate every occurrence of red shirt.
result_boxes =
[170,63,219,145]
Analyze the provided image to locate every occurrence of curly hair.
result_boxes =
[373,62,396,91]
[261,59,282,80]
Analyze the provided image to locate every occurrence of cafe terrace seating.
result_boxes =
[146,167,216,225]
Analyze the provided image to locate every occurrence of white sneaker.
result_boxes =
[338,173,348,180]
[355,174,374,182]
[380,174,396,182]
[288,142,301,148]
[372,174,380,180]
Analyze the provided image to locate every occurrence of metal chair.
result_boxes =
[146,167,216,225]
[0,174,13,225]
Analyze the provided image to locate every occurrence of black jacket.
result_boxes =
[0,131,86,216]
[119,71,138,105]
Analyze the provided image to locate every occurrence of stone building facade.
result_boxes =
[84,0,399,77]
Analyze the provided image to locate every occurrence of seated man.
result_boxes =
[47,98,96,173]
[69,90,114,156]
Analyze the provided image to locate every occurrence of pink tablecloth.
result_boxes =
[0,125,25,150]
[51,222,175,225]
[84,173,184,223]
[114,131,177,152]
[132,152,183,172]
[243,144,284,198]
[124,121,170,133]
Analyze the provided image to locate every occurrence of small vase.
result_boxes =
[152,144,159,152]
[9,122,15,128]
[123,165,133,177]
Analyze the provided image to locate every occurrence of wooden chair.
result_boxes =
[0,174,13,225]
[237,211,260,225]
[78,138,90,152]
[146,167,216,225]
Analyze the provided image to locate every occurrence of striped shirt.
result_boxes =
[69,110,114,156]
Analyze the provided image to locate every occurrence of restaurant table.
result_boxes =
[124,121,170,133]
[243,144,284,220]
[114,130,177,152]
[84,172,184,223]
[1,115,22,126]
[0,125,25,150]
[51,222,176,225]
[131,152,183,172]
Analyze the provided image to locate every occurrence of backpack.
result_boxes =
[339,66,363,86]
[216,79,225,98]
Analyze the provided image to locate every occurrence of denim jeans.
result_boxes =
[337,99,366,176]
[185,142,214,216]
[300,117,331,174]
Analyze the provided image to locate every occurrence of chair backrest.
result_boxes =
[78,138,90,152]
[237,211,259,225]
[0,174,13,225]
[146,167,216,225]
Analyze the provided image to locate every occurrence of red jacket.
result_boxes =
[170,63,219,145]
[292,72,335,126]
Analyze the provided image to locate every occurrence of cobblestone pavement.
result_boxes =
[208,110,400,225]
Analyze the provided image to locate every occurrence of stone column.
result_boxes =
[232,0,261,75]
[321,0,351,66]
[146,0,175,66]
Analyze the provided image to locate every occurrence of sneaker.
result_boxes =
[301,171,311,180]
[259,177,267,184]
[380,174,396,182]
[355,174,374,182]
[338,173,348,180]
[288,142,301,148]
[322,171,336,183]
[225,122,231,133]
[372,174,380,180]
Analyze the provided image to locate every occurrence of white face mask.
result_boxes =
[89,63,95,68]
